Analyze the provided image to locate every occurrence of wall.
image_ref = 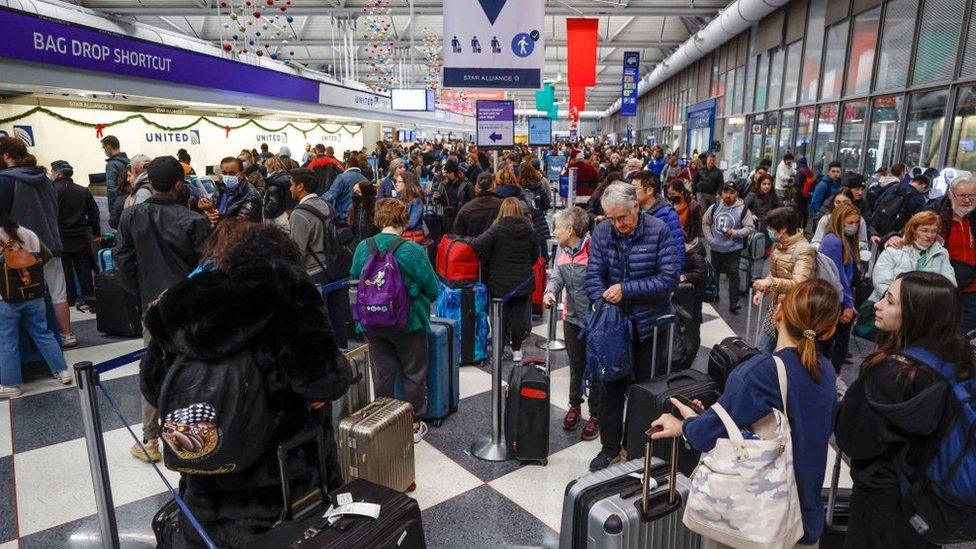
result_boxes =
[0,105,364,182]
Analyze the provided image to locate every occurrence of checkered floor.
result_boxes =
[0,287,858,549]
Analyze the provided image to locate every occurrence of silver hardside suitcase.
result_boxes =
[559,436,701,549]
[337,396,415,493]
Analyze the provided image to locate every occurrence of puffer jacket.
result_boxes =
[546,234,591,326]
[215,179,263,222]
[471,215,540,298]
[585,212,681,341]
[645,200,686,268]
[523,179,552,242]
[761,230,816,304]
[869,240,957,301]
[262,170,294,221]
[141,257,351,548]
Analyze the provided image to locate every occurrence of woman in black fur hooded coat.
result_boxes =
[140,221,352,548]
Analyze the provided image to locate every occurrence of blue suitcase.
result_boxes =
[98,248,113,272]
[434,282,488,365]
[395,316,460,426]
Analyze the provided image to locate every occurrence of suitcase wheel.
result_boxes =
[407,482,417,492]
[432,419,443,427]
[540,458,548,466]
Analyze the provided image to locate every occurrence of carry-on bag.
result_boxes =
[532,256,547,315]
[94,269,142,337]
[707,336,760,392]
[558,433,701,549]
[337,397,415,492]
[395,317,460,425]
[435,235,480,283]
[505,356,551,464]
[821,449,850,549]
[434,282,489,364]
[332,344,371,439]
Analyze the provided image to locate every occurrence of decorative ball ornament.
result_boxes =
[256,50,264,56]
[229,12,238,20]
[286,15,293,22]
[222,41,233,51]
[253,10,261,18]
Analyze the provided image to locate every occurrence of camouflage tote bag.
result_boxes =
[682,356,804,549]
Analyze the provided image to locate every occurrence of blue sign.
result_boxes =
[547,154,566,181]
[558,175,569,198]
[527,116,552,146]
[620,51,640,117]
[512,33,534,57]
[569,128,578,142]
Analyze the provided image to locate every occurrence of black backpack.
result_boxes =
[295,202,353,281]
[871,185,912,236]
[157,347,272,475]
[313,164,341,195]
[866,180,899,211]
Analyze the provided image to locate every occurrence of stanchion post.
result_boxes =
[470,298,512,461]
[536,289,567,351]
[74,362,121,549]
[567,166,578,207]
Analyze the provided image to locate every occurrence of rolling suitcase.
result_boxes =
[531,256,546,315]
[505,357,551,464]
[434,282,489,364]
[337,397,415,493]
[332,344,371,434]
[821,449,850,549]
[94,269,142,337]
[395,317,460,425]
[707,336,760,392]
[558,436,701,549]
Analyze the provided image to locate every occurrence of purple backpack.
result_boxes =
[355,237,410,332]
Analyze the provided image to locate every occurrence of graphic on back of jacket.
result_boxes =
[162,402,221,463]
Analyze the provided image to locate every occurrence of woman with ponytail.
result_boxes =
[652,279,841,546]
[836,271,975,548]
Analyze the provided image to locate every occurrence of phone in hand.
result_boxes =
[670,394,697,415]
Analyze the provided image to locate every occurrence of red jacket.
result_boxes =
[306,155,344,171]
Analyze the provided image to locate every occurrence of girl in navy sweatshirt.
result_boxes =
[652,279,841,546]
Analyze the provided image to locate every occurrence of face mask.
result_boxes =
[915,239,935,251]
[668,195,681,204]
[767,228,779,242]
[240,160,251,169]
[222,175,240,191]
[352,194,363,204]
[843,225,858,236]
[953,204,975,218]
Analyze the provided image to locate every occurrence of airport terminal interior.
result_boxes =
[0,0,976,547]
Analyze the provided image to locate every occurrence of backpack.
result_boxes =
[436,235,480,283]
[157,347,272,475]
[800,171,816,199]
[871,185,912,236]
[0,238,45,302]
[581,301,634,391]
[792,244,844,299]
[897,347,976,544]
[354,237,410,332]
[866,180,899,211]
[313,163,341,195]
[703,261,719,303]
[295,202,353,281]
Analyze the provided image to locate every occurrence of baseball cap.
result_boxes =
[721,182,738,192]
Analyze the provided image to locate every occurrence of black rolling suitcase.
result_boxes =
[94,269,142,337]
[821,449,850,549]
[505,357,550,464]
[707,336,759,392]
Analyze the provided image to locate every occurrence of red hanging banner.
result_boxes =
[569,86,586,116]
[566,18,598,87]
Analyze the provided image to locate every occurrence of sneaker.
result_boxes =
[61,332,78,348]
[0,385,23,400]
[413,421,428,444]
[729,304,741,315]
[512,349,523,363]
[563,405,581,431]
[131,439,162,463]
[581,417,600,441]
[589,449,620,472]
[56,370,74,385]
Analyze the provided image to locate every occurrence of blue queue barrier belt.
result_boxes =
[501,274,537,304]
[93,348,148,374]
[318,277,350,296]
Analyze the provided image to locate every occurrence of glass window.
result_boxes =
[845,8,880,96]
[964,10,976,77]
[904,88,948,169]
[744,44,757,114]
[711,56,721,96]
[948,85,976,172]
[782,41,802,107]
[813,103,839,174]
[750,116,765,169]
[764,111,779,163]
[796,106,816,159]
[768,48,785,109]
[800,0,828,103]
[912,0,965,86]
[821,21,850,101]
[779,110,796,157]
[734,67,746,113]
[725,118,746,167]
[875,0,917,91]
[754,52,770,112]
[866,95,903,173]
[839,100,868,172]
[725,70,736,116]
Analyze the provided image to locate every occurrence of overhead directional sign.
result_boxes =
[528,116,552,146]
[621,51,640,117]
[476,100,514,148]
[443,0,544,88]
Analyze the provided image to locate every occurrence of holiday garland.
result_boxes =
[0,106,363,138]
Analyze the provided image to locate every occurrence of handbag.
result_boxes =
[682,356,805,549]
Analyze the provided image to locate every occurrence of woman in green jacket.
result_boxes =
[349,198,440,442]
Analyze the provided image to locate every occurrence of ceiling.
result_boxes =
[64,0,731,112]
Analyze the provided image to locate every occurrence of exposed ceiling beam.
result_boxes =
[678,16,700,35]
[100,4,725,17]
[608,16,638,42]
[155,16,190,35]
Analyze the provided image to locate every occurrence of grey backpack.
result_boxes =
[792,244,844,299]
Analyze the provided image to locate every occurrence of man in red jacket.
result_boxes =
[568,149,599,198]
[306,145,345,171]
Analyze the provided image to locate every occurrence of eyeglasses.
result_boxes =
[953,192,976,201]
[916,227,940,236]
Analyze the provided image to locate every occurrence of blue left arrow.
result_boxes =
[489,132,502,142]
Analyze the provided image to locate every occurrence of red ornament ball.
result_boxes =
[280,6,287,11]
[265,0,273,4]
[219,1,227,6]
[253,10,261,18]
[222,41,233,51]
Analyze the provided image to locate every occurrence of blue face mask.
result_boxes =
[222,175,240,191]
[767,228,779,242]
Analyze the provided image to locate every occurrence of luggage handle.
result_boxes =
[651,313,677,377]
[276,429,331,523]
[825,445,844,527]
[638,426,681,521]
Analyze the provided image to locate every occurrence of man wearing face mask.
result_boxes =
[198,157,263,225]
[238,150,267,195]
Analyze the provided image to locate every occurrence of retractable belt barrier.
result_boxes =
[75,349,217,549]
[317,277,350,296]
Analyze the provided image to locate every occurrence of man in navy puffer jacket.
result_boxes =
[585,182,681,471]
[632,170,685,268]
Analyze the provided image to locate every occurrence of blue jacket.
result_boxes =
[379,175,396,199]
[646,156,666,178]
[585,212,680,341]
[494,184,523,200]
[810,175,842,215]
[646,200,686,268]
[405,198,424,231]
[323,168,367,217]
[820,234,855,308]
[684,349,837,544]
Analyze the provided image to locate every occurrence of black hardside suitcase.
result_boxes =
[707,336,760,392]
[624,369,720,475]
[94,269,142,337]
[505,357,550,464]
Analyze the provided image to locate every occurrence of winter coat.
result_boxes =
[464,163,483,184]
[545,234,591,326]
[692,166,723,196]
[104,152,129,201]
[743,191,781,225]
[379,175,396,199]
[645,200,686,268]
[0,166,63,255]
[109,194,127,230]
[645,156,666,178]
[115,196,212,308]
[523,179,553,242]
[821,234,856,308]
[435,178,474,231]
[761,231,816,305]
[869,241,957,301]
[140,256,351,548]
[289,195,340,277]
[494,184,523,200]
[674,200,704,241]
[262,170,294,221]
[215,179,263,222]
[812,216,870,255]
[470,216,539,298]
[244,164,267,195]
[453,192,502,237]
[53,177,100,250]
[586,212,681,341]
[324,168,367,218]
[348,201,379,243]
[810,175,842,215]
[774,160,796,192]
[678,239,707,324]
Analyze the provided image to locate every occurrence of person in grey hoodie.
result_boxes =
[101,135,129,205]
[703,182,756,314]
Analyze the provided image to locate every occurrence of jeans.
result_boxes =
[963,292,976,336]
[0,298,69,387]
